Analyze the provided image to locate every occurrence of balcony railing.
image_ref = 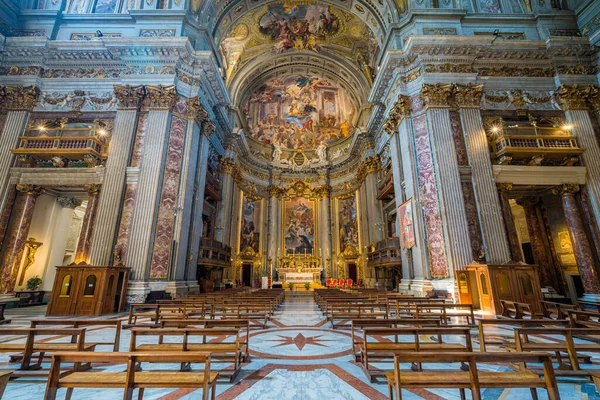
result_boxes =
[489,126,583,166]
[367,237,402,268]
[12,125,109,168]
[197,239,231,268]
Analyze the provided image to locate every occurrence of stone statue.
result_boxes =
[357,53,374,86]
[314,141,327,163]
[272,141,283,162]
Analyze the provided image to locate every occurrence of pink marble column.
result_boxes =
[517,197,556,289]
[75,184,100,264]
[0,184,44,293]
[497,184,524,262]
[553,184,600,294]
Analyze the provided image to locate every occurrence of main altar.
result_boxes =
[277,254,322,282]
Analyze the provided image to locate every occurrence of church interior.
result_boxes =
[0,0,599,398]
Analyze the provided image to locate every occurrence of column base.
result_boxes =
[165,281,190,299]
[431,278,457,301]
[187,281,200,296]
[126,281,151,304]
[398,279,435,297]
[581,293,600,303]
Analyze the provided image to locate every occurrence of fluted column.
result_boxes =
[88,85,145,265]
[267,185,283,275]
[365,169,384,243]
[552,184,600,295]
[74,184,100,264]
[422,84,472,274]
[455,84,511,264]
[517,197,556,289]
[127,85,176,281]
[497,184,524,262]
[316,185,332,279]
[0,86,40,215]
[215,157,235,244]
[0,184,44,293]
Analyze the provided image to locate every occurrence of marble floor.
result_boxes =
[1,293,599,400]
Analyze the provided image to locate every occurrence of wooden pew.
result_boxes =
[413,303,475,326]
[477,319,570,352]
[386,352,559,400]
[568,309,600,328]
[541,301,576,320]
[578,301,600,313]
[500,300,534,319]
[210,304,270,328]
[44,352,218,400]
[0,328,93,376]
[350,318,442,362]
[125,304,160,328]
[160,318,251,362]
[129,328,241,382]
[360,327,472,382]
[30,318,122,352]
[328,304,387,329]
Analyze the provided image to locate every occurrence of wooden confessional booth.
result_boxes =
[46,264,129,316]
[463,263,543,316]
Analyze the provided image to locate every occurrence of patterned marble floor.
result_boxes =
[1,293,599,399]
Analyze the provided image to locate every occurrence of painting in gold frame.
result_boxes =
[283,197,316,255]
[398,199,415,249]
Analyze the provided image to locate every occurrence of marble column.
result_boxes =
[552,184,600,295]
[517,197,556,289]
[267,185,283,276]
[422,84,472,274]
[74,184,100,264]
[215,157,235,245]
[0,184,44,293]
[497,184,524,262]
[316,185,332,279]
[455,84,511,264]
[88,85,145,266]
[0,86,40,216]
[127,85,176,285]
[365,168,384,243]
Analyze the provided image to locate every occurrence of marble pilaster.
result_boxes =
[267,185,283,277]
[316,185,332,279]
[552,184,600,295]
[365,172,384,243]
[497,184,524,262]
[74,184,99,264]
[88,85,145,265]
[456,87,511,264]
[517,197,556,289]
[215,157,235,245]
[422,84,472,274]
[0,184,44,293]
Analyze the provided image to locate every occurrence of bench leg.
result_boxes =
[459,388,466,400]
[387,382,394,400]
[529,388,538,400]
[137,388,144,400]
[592,374,600,395]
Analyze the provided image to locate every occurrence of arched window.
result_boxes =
[497,273,511,296]
[479,273,489,295]
[60,275,72,297]
[458,273,469,294]
[83,275,97,297]
[520,273,534,296]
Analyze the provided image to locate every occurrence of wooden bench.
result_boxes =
[210,304,270,328]
[0,328,93,376]
[360,327,473,382]
[414,303,475,326]
[0,304,11,325]
[578,301,600,313]
[159,318,251,362]
[511,327,600,392]
[386,352,559,400]
[541,301,576,320]
[477,318,570,352]
[328,304,387,329]
[44,352,218,400]
[125,304,160,328]
[0,370,12,398]
[129,328,241,382]
[568,309,600,328]
[500,300,534,319]
[350,318,441,362]
[30,318,122,352]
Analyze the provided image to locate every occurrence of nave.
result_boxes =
[0,289,598,400]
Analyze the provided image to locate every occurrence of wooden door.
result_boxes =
[75,270,100,316]
[348,263,357,283]
[457,272,472,304]
[101,272,118,314]
[46,268,80,316]
[477,270,493,313]
[516,269,542,314]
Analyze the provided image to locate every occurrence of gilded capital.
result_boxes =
[84,184,101,195]
[218,157,236,174]
[188,96,216,137]
[421,83,452,108]
[551,184,580,196]
[497,183,513,193]
[453,83,483,108]
[268,185,285,198]
[315,184,331,198]
[555,84,591,111]
[16,184,45,196]
[587,85,600,111]
[113,84,145,109]
[3,85,40,110]
[383,95,411,134]
[143,85,177,110]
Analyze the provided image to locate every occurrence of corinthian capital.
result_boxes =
[453,83,483,108]
[383,95,411,134]
[587,85,600,111]
[268,185,285,198]
[551,184,580,196]
[3,85,40,110]
[57,197,82,209]
[187,96,216,137]
[143,85,177,110]
[16,184,45,196]
[555,84,591,111]
[218,157,236,174]
[113,85,145,109]
[315,184,331,198]
[421,83,452,108]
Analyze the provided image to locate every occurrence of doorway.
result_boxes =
[348,263,357,283]
[242,264,252,287]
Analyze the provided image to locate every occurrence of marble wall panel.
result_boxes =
[129,113,148,168]
[461,182,484,261]
[114,184,137,263]
[449,111,469,167]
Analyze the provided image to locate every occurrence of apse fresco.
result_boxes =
[240,197,260,253]
[259,4,340,53]
[284,197,315,255]
[245,75,355,149]
[339,195,358,253]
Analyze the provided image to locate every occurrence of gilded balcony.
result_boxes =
[487,119,583,166]
[11,119,110,168]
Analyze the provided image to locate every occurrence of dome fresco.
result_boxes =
[244,74,356,150]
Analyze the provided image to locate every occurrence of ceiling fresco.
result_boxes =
[244,74,356,150]
[218,2,378,85]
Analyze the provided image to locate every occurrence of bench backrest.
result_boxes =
[130,327,240,350]
[363,327,472,350]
